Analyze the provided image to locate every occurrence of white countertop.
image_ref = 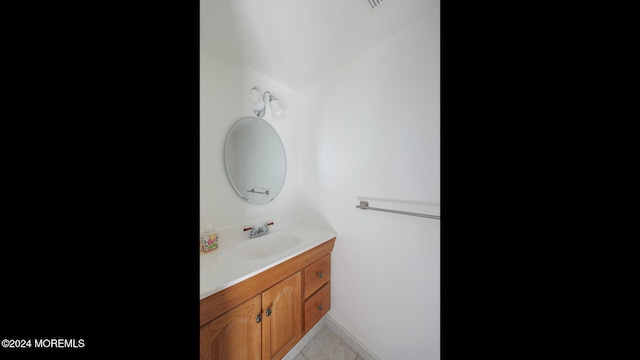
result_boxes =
[200,223,337,300]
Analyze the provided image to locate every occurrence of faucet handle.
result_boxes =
[245,227,260,238]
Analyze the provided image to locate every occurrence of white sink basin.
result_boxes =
[235,232,301,260]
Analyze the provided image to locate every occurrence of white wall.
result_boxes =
[200,45,301,231]
[299,9,440,360]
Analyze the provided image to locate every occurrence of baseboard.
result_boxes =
[282,313,382,360]
[324,314,382,360]
[281,315,326,360]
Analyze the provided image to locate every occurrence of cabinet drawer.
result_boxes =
[303,282,330,333]
[304,254,330,298]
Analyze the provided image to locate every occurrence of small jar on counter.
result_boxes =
[200,230,219,253]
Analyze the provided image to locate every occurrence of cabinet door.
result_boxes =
[262,271,301,360]
[200,294,262,360]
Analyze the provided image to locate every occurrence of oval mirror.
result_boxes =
[224,117,286,204]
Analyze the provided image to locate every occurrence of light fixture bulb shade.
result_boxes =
[249,98,264,111]
[270,100,284,118]
[248,88,261,101]
[248,87,264,111]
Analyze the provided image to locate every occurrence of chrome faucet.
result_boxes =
[245,222,274,239]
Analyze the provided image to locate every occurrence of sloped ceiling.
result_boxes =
[201,0,440,93]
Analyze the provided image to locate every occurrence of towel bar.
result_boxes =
[356,201,440,219]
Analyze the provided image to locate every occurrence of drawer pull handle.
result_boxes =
[317,271,323,278]
[256,314,262,323]
[317,304,323,311]
[266,308,272,316]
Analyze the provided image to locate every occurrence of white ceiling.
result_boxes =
[201,0,440,93]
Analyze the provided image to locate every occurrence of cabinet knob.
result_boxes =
[317,304,323,311]
[256,314,262,323]
[266,308,272,316]
[317,271,323,278]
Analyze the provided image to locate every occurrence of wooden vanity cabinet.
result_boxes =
[200,294,262,360]
[200,237,335,360]
[200,272,301,360]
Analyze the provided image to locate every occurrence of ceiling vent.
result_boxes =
[362,0,385,13]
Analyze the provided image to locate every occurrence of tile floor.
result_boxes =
[292,325,363,360]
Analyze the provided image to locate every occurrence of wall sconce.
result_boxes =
[248,86,284,118]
